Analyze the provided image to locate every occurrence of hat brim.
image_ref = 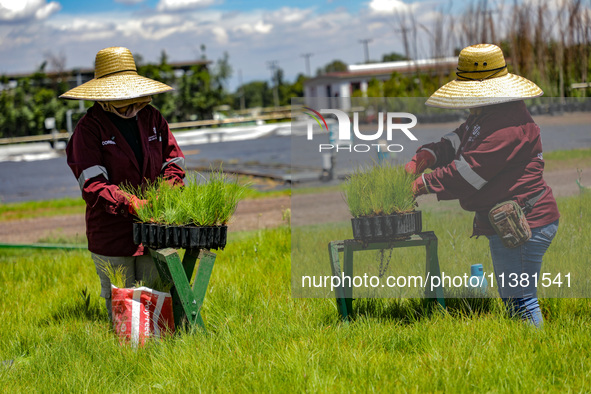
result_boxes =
[59,73,173,101]
[425,73,543,109]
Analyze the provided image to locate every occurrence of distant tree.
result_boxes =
[213,51,233,91]
[279,73,307,105]
[175,64,217,121]
[316,60,348,76]
[233,70,308,109]
[135,49,233,122]
[352,70,447,98]
[0,71,80,138]
[234,81,273,108]
[382,52,409,62]
[133,53,145,67]
[138,50,176,120]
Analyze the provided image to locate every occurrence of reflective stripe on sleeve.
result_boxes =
[420,148,437,163]
[161,157,185,172]
[443,132,461,154]
[78,165,109,191]
[454,156,487,190]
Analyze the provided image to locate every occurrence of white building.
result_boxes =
[303,57,457,110]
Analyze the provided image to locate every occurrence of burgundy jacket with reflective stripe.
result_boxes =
[66,103,185,256]
[420,100,559,236]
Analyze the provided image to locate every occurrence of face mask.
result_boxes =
[98,96,152,119]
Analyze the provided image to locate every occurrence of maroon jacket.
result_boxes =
[420,100,559,236]
[66,103,185,256]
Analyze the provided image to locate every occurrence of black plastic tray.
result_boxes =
[351,211,422,241]
[133,223,227,250]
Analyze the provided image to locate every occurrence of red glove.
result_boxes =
[405,150,436,174]
[128,195,147,215]
[412,176,429,197]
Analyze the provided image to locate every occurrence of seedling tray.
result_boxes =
[351,211,422,240]
[133,223,227,250]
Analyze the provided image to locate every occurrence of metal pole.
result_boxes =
[238,69,245,111]
[359,38,372,63]
[76,72,84,112]
[301,53,313,76]
[66,109,73,136]
[266,60,279,108]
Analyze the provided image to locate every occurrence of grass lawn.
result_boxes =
[543,147,591,171]
[0,197,86,221]
[1,191,590,391]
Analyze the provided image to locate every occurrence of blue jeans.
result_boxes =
[487,219,559,328]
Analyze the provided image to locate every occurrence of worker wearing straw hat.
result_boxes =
[405,44,559,328]
[61,47,185,320]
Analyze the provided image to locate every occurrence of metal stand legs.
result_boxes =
[328,231,445,321]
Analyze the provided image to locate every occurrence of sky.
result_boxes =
[0,0,510,91]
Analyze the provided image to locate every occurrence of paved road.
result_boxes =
[0,112,589,203]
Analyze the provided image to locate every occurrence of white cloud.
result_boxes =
[54,18,112,32]
[253,20,272,34]
[142,14,184,28]
[156,0,215,12]
[73,30,118,43]
[263,7,311,24]
[233,19,273,36]
[368,0,414,14]
[0,0,61,22]
[211,26,228,45]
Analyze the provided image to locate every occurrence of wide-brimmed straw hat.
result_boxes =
[425,44,543,109]
[60,47,173,101]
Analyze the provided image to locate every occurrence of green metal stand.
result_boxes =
[328,231,445,321]
[150,248,216,330]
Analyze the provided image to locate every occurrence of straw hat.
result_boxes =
[425,44,543,109]
[60,47,173,101]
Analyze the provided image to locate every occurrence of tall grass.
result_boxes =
[96,259,128,289]
[343,162,416,217]
[120,168,248,226]
[383,0,590,99]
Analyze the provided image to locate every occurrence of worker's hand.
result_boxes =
[405,150,435,174]
[128,195,148,216]
[412,176,429,197]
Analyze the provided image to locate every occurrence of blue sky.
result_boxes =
[0,0,516,90]
[55,0,366,15]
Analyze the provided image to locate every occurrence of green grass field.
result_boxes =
[1,191,591,391]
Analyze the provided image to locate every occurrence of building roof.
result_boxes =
[305,57,457,85]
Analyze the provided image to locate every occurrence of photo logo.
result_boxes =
[303,106,328,133]
[303,107,418,153]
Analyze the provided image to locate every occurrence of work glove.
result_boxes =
[411,176,429,197]
[128,195,148,216]
[405,150,435,175]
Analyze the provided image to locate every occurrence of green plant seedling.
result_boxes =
[343,162,416,217]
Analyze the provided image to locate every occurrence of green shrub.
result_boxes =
[121,168,248,226]
[343,162,416,217]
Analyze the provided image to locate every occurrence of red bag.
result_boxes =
[111,285,175,347]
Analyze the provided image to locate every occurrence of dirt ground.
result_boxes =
[0,166,588,245]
